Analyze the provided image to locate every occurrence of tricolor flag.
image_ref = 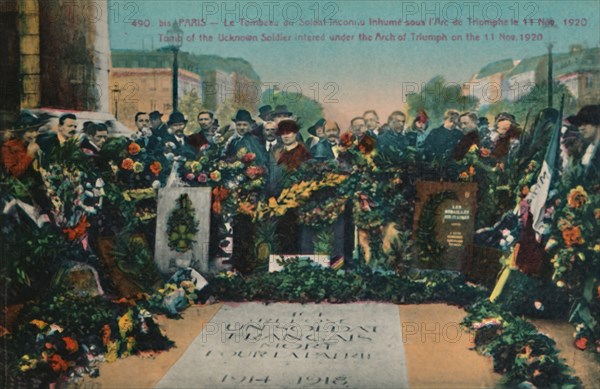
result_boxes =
[490,97,565,302]
[525,96,564,238]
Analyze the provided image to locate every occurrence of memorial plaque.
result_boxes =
[413,181,478,271]
[156,302,409,388]
[155,187,212,274]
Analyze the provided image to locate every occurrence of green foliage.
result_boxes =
[261,90,324,136]
[416,191,457,267]
[463,300,582,388]
[18,295,115,342]
[200,258,487,305]
[167,194,199,252]
[178,89,206,129]
[406,75,479,124]
[113,234,164,292]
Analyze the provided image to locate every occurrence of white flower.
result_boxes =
[506,235,514,244]
[152,180,161,189]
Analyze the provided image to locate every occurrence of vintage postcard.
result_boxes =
[1,1,599,388]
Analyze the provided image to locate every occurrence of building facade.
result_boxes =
[1,0,111,127]
[110,68,202,129]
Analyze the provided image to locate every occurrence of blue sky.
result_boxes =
[109,0,600,124]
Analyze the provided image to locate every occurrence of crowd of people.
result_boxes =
[1,103,599,267]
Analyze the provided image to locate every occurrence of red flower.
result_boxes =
[149,161,162,176]
[245,166,265,179]
[574,337,587,350]
[48,354,68,372]
[101,324,111,346]
[358,135,376,155]
[63,215,90,242]
[480,147,491,157]
[212,186,230,214]
[128,142,141,155]
[340,132,356,148]
[241,153,256,164]
[62,336,79,353]
[562,226,584,247]
[121,158,134,170]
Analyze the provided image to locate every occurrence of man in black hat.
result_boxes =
[567,104,600,183]
[249,105,273,143]
[270,105,293,124]
[1,111,46,177]
[306,118,325,149]
[310,120,340,161]
[165,111,197,160]
[258,105,273,122]
[149,111,169,141]
[225,110,266,165]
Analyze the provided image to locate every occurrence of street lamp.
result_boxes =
[111,83,121,119]
[163,21,183,112]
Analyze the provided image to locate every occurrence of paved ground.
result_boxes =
[82,303,505,388]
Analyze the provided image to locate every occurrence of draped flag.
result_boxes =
[490,97,564,302]
[525,96,564,238]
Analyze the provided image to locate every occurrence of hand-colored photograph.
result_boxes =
[1,1,599,387]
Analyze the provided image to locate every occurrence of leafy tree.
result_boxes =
[509,82,576,125]
[215,98,240,129]
[407,75,479,125]
[261,89,324,136]
[178,89,205,133]
[479,81,576,128]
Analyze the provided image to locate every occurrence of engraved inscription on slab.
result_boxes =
[156,303,409,388]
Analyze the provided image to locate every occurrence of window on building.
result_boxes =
[586,75,593,89]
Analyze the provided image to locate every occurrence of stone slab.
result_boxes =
[156,302,409,388]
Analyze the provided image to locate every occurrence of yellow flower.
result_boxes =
[118,310,134,339]
[567,186,588,208]
[190,161,201,172]
[105,340,119,363]
[469,144,479,153]
[181,280,196,293]
[268,197,278,208]
[30,319,48,330]
[133,161,144,173]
